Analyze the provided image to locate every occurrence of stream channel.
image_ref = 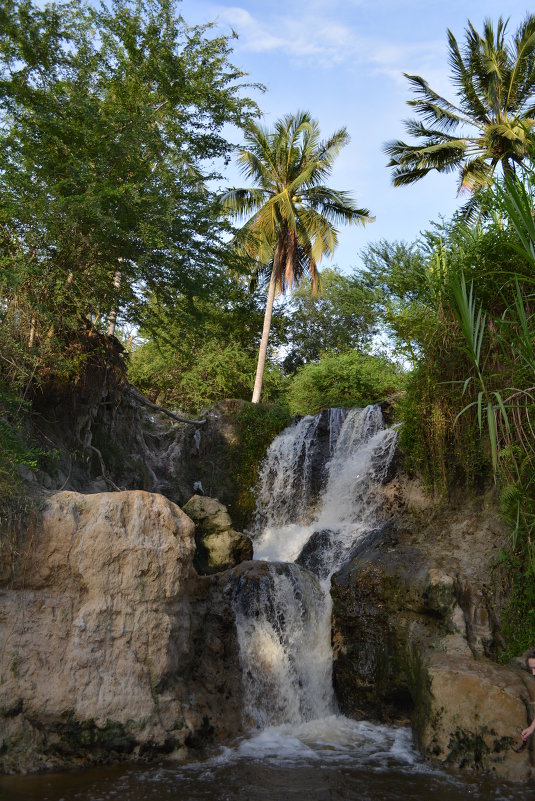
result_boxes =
[2,407,533,800]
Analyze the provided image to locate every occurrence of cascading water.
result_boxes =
[230,562,333,729]
[230,404,398,728]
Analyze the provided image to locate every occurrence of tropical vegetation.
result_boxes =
[222,111,372,403]
[385,15,535,216]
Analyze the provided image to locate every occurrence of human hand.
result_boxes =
[521,725,534,741]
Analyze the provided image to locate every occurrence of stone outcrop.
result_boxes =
[0,490,244,773]
[331,475,535,781]
[182,495,253,575]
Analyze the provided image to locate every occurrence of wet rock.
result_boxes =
[183,495,253,575]
[296,529,339,580]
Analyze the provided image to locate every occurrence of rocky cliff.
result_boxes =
[331,475,535,781]
[0,490,244,773]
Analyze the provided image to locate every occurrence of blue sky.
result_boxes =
[179,0,532,272]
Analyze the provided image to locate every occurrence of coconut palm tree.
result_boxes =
[222,111,372,403]
[384,15,535,215]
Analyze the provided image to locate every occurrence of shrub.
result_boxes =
[286,351,404,416]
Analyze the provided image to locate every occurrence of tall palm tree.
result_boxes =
[384,15,535,214]
[222,111,372,403]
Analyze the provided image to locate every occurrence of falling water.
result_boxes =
[229,562,333,728]
[230,405,398,728]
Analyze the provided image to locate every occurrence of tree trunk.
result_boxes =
[252,258,279,404]
[28,317,36,348]
[107,268,122,337]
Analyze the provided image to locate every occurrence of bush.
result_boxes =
[286,351,404,416]
[129,337,288,414]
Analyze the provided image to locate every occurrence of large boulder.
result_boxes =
[0,490,244,773]
[183,494,253,575]
[420,654,535,779]
[331,475,535,781]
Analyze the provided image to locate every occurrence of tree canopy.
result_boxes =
[0,0,257,362]
[222,111,372,402]
[385,15,535,215]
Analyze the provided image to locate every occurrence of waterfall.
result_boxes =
[230,405,397,729]
[229,562,333,729]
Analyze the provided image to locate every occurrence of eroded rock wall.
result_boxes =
[0,490,244,773]
[331,476,535,781]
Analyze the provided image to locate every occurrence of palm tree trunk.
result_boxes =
[252,258,279,404]
[107,268,122,337]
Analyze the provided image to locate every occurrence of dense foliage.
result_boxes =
[287,351,403,416]
[0,0,256,386]
[128,281,288,413]
[281,268,377,373]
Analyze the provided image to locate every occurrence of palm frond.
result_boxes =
[220,187,270,219]
[403,73,467,124]
[447,27,490,123]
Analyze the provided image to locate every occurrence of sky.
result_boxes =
[178,0,532,272]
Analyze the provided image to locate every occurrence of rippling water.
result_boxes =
[2,717,532,801]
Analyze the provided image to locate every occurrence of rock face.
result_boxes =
[0,490,244,773]
[331,476,535,781]
[182,495,253,575]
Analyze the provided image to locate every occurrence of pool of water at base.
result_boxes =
[1,717,533,801]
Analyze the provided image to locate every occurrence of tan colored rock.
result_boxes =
[198,529,254,574]
[182,494,253,575]
[420,654,535,781]
[0,490,244,773]
[182,494,233,533]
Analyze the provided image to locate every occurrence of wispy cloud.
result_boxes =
[207,4,448,88]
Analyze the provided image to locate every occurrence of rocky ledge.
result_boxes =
[331,475,535,781]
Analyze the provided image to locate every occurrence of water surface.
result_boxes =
[2,717,532,801]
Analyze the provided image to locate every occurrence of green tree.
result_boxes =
[0,0,256,369]
[281,267,377,373]
[128,279,288,413]
[385,15,535,215]
[287,351,404,416]
[222,111,372,403]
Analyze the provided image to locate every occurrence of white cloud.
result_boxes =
[208,4,449,88]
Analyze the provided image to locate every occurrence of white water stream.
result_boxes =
[230,405,398,729]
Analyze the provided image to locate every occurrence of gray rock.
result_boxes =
[331,474,535,781]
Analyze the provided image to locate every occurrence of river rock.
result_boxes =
[0,490,244,773]
[331,475,535,780]
[183,494,253,575]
